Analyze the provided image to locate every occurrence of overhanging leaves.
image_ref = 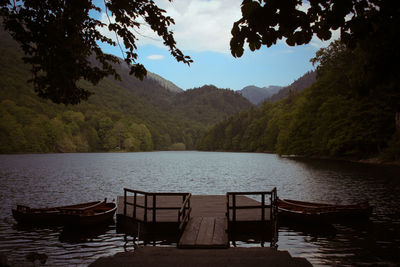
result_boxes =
[0,0,192,104]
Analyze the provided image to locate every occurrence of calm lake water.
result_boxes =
[0,151,399,266]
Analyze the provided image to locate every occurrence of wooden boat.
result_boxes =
[277,198,372,224]
[61,201,117,227]
[12,200,103,225]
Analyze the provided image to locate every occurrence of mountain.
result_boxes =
[110,61,252,126]
[174,85,252,125]
[0,27,251,153]
[239,71,317,105]
[267,71,316,102]
[147,72,183,93]
[239,85,282,105]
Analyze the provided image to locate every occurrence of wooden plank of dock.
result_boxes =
[178,216,228,248]
[90,247,313,267]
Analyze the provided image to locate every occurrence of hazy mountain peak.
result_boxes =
[239,85,283,105]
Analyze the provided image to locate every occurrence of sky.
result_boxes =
[94,0,335,91]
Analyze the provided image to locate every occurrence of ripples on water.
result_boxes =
[0,152,399,266]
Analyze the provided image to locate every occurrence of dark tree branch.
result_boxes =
[0,0,192,104]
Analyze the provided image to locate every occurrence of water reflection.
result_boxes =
[0,152,399,266]
[59,224,115,244]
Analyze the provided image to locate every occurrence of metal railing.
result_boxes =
[123,188,191,229]
[226,187,277,223]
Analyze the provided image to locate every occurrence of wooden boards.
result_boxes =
[90,247,313,267]
[178,216,228,248]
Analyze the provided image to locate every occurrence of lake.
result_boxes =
[0,151,399,266]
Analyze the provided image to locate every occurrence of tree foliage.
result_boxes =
[231,0,399,57]
[0,0,192,104]
[228,0,399,160]
[199,39,400,160]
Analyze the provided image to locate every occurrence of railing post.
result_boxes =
[274,188,276,219]
[123,188,127,216]
[261,193,265,222]
[153,193,156,223]
[144,193,148,222]
[272,187,277,220]
[232,194,236,222]
[188,195,191,219]
[226,193,229,222]
[178,210,181,227]
[182,195,185,221]
[133,192,137,219]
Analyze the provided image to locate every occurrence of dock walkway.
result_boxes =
[178,216,228,248]
[90,247,313,267]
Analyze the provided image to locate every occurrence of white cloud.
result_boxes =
[162,0,242,53]
[97,13,118,43]
[98,0,243,54]
[97,0,342,54]
[147,54,165,60]
[309,29,340,49]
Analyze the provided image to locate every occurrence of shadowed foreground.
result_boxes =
[89,247,312,267]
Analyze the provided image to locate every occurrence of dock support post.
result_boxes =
[232,194,236,222]
[144,194,148,222]
[133,192,137,219]
[123,189,127,216]
[153,194,156,222]
[261,193,265,221]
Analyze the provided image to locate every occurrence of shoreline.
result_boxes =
[280,154,400,167]
[1,150,399,167]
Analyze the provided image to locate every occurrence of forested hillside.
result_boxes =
[174,85,250,125]
[198,41,400,161]
[0,30,251,153]
[267,71,316,103]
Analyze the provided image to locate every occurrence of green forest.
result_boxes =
[0,29,251,153]
[198,40,400,161]
[1,0,399,162]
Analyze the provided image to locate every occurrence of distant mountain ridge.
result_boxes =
[147,72,183,93]
[239,85,282,105]
[267,71,316,102]
[111,58,183,93]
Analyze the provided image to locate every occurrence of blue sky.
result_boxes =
[96,0,333,91]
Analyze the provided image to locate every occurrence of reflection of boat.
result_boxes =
[12,201,103,225]
[62,201,117,227]
[59,224,113,243]
[279,222,337,237]
[277,198,372,223]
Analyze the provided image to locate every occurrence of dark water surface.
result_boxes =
[0,152,399,266]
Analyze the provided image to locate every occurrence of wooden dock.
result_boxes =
[178,216,228,248]
[116,188,277,248]
[90,247,313,267]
